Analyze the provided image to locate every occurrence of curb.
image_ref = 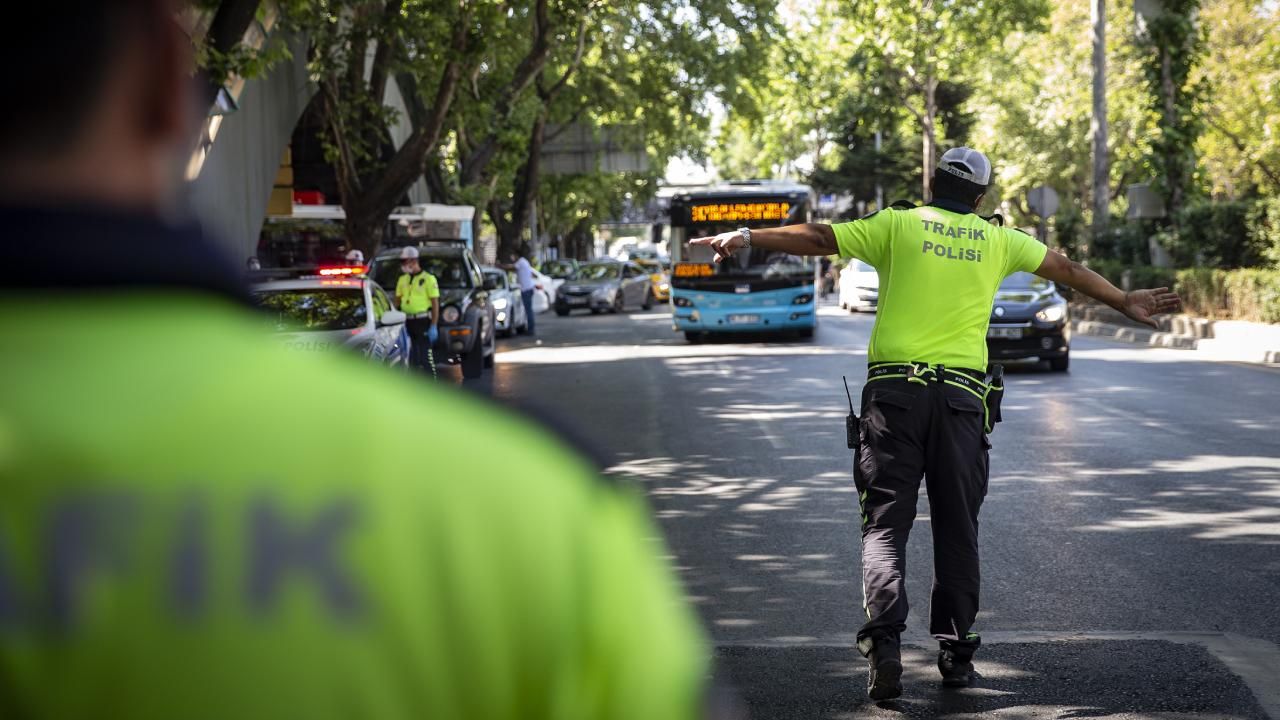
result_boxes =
[1069,302,1280,365]
[1070,319,1199,349]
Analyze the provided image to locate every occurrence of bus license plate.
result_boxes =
[728,314,760,324]
[988,327,1022,339]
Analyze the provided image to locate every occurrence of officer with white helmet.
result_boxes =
[394,246,440,379]
[692,146,1181,700]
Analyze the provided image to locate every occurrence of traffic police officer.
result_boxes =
[692,146,1181,700]
[0,4,710,718]
[394,246,440,379]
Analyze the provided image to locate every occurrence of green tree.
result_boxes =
[424,0,778,259]
[968,0,1157,239]
[1195,0,1280,198]
[1134,0,1206,224]
[841,0,1049,197]
[295,0,477,255]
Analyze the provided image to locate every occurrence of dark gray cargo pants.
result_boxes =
[853,377,989,657]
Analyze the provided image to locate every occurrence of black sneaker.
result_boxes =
[866,635,903,701]
[937,648,975,687]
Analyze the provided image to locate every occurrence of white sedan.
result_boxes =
[507,268,556,313]
[839,260,880,312]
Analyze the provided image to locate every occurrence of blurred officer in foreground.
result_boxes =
[0,3,708,718]
[394,245,440,379]
[692,147,1180,701]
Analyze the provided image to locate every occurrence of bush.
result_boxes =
[1087,199,1277,270]
[1248,197,1280,268]
[1174,267,1280,323]
[1084,259,1177,291]
[1162,201,1267,268]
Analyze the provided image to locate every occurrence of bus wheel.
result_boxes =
[684,331,704,344]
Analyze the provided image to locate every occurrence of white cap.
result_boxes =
[345,249,365,264]
[399,246,419,260]
[938,147,992,186]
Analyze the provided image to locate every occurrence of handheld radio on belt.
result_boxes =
[843,375,858,450]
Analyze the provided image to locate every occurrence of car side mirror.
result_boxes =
[380,310,406,326]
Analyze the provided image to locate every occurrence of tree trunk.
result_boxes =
[327,13,471,257]
[1160,46,1183,225]
[344,203,387,258]
[1091,0,1109,249]
[491,112,549,261]
[200,0,263,109]
[921,75,938,199]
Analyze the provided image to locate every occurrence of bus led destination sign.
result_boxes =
[691,201,791,223]
[674,262,716,278]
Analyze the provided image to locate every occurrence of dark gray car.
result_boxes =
[554,261,653,315]
[370,244,497,379]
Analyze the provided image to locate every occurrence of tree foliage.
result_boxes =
[286,0,776,257]
[1134,0,1206,223]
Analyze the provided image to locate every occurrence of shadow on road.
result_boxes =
[717,642,1269,719]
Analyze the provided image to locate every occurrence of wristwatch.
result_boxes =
[737,227,752,249]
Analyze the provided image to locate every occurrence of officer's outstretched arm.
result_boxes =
[690,224,836,262]
[1034,250,1182,329]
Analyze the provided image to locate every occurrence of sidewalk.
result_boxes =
[1070,302,1280,365]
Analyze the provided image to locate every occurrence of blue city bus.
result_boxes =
[667,181,817,342]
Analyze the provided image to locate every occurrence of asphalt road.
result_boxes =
[484,301,1280,718]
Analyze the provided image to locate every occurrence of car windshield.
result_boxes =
[543,260,577,278]
[253,288,366,331]
[483,270,507,289]
[371,254,472,290]
[577,264,620,280]
[1000,272,1053,292]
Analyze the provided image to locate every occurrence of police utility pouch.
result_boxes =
[983,364,1005,434]
[843,376,859,449]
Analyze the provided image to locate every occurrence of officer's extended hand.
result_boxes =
[1122,287,1182,329]
[689,231,745,262]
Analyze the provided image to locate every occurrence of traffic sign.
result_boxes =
[1026,186,1060,218]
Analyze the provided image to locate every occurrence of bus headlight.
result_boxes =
[673,296,694,307]
[792,294,813,305]
[1036,302,1067,323]
[442,305,462,324]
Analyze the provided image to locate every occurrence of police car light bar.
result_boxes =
[317,266,366,276]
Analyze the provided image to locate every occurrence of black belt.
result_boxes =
[866,361,1004,432]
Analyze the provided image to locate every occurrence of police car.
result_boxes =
[370,243,497,379]
[250,265,411,368]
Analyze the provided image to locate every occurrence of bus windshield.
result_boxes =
[681,222,812,278]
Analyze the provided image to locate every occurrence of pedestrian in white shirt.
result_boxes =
[508,250,541,336]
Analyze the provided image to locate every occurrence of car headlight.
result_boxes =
[442,305,462,324]
[1036,302,1067,323]
[492,297,509,310]
[592,287,611,299]
[659,282,670,291]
